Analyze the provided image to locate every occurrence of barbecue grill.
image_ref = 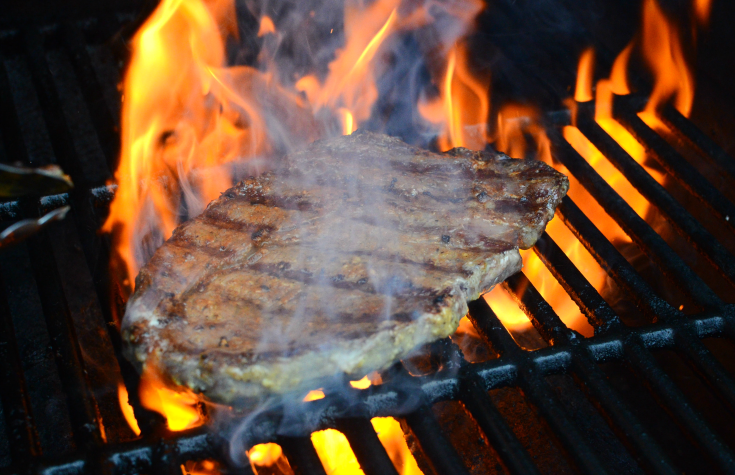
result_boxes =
[2,0,735,474]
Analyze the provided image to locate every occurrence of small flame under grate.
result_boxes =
[2,1,735,475]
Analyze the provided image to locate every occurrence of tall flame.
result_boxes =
[418,43,490,151]
[103,0,258,284]
[574,47,595,102]
[640,0,695,118]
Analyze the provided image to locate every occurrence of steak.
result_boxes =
[123,131,568,405]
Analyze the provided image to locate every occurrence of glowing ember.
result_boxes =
[257,16,276,37]
[248,443,292,473]
[310,418,423,475]
[350,376,372,390]
[303,389,326,402]
[311,429,364,474]
[371,417,423,475]
[182,459,221,475]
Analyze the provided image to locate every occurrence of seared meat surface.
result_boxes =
[123,132,568,405]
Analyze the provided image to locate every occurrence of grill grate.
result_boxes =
[2,4,735,475]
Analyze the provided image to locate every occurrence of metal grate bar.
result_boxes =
[0,270,40,461]
[624,342,735,472]
[22,226,106,451]
[22,30,84,179]
[0,244,76,459]
[0,55,29,166]
[504,273,579,345]
[468,298,610,475]
[613,96,735,232]
[575,102,735,286]
[569,350,679,475]
[532,232,621,333]
[555,197,677,319]
[278,436,328,475]
[660,103,735,181]
[517,241,684,473]
[674,331,735,414]
[546,127,722,309]
[403,405,470,475]
[459,374,541,475]
[335,418,399,475]
[60,24,120,172]
[47,217,135,444]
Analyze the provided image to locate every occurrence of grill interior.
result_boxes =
[2,1,735,474]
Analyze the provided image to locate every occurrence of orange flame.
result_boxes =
[182,459,221,475]
[103,0,267,283]
[310,418,422,475]
[574,47,595,102]
[640,0,694,118]
[118,382,141,436]
[138,369,202,431]
[694,0,712,25]
[248,443,293,474]
[303,389,326,402]
[418,43,490,151]
[257,16,276,37]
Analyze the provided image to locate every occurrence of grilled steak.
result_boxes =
[123,131,568,405]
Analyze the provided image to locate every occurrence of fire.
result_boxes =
[310,418,422,475]
[248,443,293,474]
[257,16,276,37]
[108,0,713,472]
[117,382,141,436]
[304,389,326,402]
[695,0,712,25]
[182,459,221,475]
[641,0,694,118]
[418,43,490,151]
[574,47,595,102]
[138,369,202,431]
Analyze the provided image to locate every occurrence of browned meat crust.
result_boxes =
[123,131,568,405]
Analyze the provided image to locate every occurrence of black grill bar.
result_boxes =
[335,418,400,475]
[60,24,120,172]
[660,103,735,181]
[545,126,723,309]
[403,405,470,475]
[568,347,679,475]
[555,197,677,320]
[278,437,327,475]
[458,374,541,475]
[531,233,681,474]
[0,273,40,461]
[532,232,622,334]
[624,342,735,472]
[468,297,610,475]
[575,101,735,286]
[613,96,735,233]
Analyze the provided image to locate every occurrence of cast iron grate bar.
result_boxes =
[545,125,723,309]
[614,95,735,233]
[335,418,400,475]
[660,103,735,182]
[574,101,735,286]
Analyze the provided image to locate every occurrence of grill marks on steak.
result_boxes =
[124,132,568,405]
